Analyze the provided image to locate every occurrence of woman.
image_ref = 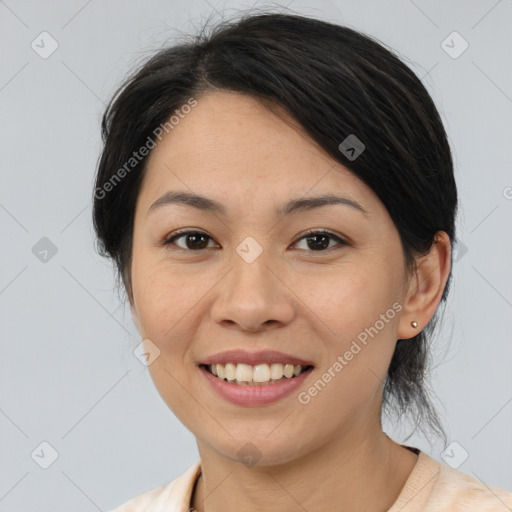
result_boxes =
[92,10,512,512]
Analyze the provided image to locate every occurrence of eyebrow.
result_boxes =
[147,190,369,217]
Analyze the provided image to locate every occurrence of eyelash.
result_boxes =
[161,228,348,255]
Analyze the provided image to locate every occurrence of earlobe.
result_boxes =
[397,232,452,340]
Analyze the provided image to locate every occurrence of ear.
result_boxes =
[397,231,452,340]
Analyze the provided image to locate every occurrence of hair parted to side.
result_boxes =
[92,9,458,446]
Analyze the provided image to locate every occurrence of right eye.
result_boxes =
[163,229,218,251]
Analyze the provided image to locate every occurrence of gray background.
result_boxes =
[1,0,511,510]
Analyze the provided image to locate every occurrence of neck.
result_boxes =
[191,430,418,512]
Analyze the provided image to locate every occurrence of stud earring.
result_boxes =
[410,321,418,328]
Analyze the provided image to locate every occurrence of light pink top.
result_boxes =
[108,447,512,511]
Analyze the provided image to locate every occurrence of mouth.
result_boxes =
[199,362,315,386]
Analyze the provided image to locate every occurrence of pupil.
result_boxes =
[187,234,208,249]
[308,234,329,250]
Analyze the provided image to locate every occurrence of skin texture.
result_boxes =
[129,90,451,512]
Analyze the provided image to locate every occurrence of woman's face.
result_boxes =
[129,90,417,465]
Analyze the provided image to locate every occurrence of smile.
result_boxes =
[202,362,314,385]
[199,363,315,406]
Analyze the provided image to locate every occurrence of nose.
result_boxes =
[209,247,295,332]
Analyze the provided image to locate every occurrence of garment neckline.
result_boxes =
[186,444,438,512]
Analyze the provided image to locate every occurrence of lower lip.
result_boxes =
[199,365,314,406]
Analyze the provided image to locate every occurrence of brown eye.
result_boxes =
[164,230,216,250]
[293,230,348,252]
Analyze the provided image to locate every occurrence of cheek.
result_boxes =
[132,264,204,419]
[131,259,213,348]
[301,264,395,334]
[303,263,400,375]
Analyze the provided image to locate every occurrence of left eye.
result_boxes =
[162,229,347,253]
[294,230,347,252]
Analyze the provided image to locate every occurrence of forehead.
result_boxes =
[138,90,379,215]
[149,90,327,168]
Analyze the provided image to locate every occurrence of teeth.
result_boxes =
[225,363,236,381]
[207,362,308,385]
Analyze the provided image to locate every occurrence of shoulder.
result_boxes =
[106,461,201,512]
[426,454,512,511]
[107,484,167,512]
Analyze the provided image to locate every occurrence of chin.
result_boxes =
[206,435,309,469]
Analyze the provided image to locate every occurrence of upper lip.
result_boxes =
[199,349,315,367]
